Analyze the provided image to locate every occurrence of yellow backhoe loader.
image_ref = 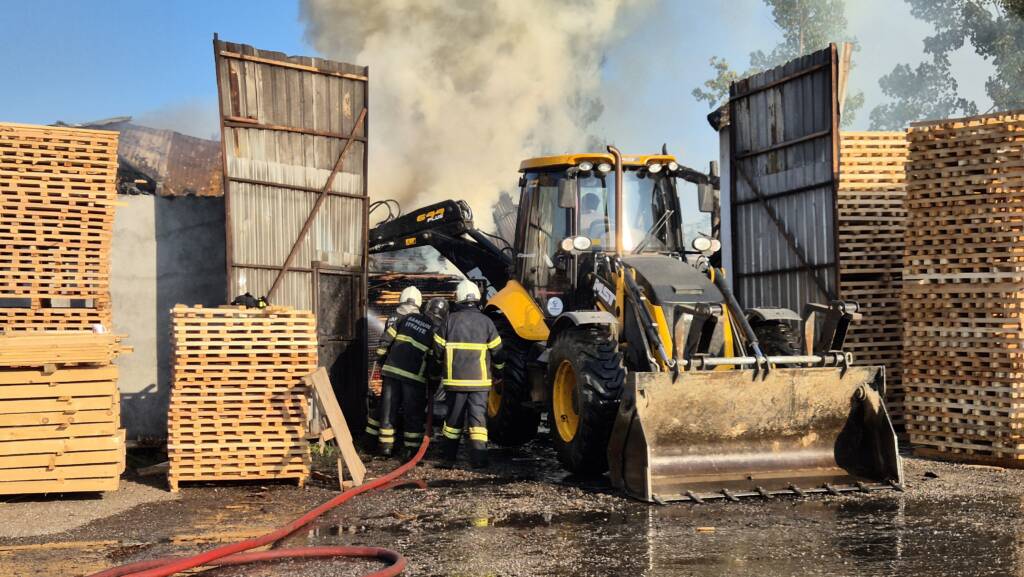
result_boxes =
[369,147,903,502]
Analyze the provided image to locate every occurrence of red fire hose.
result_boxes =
[85,434,430,577]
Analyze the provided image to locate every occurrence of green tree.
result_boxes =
[870,0,1024,129]
[693,0,863,126]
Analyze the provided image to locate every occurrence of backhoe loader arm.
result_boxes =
[368,200,513,292]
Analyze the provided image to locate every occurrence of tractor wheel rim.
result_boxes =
[553,360,579,442]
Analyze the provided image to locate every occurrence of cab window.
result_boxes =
[579,175,614,249]
[519,173,572,294]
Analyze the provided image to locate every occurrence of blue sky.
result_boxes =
[1,0,992,166]
[2,0,308,138]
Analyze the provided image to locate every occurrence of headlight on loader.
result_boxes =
[561,236,593,252]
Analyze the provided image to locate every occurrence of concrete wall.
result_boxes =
[111,195,226,439]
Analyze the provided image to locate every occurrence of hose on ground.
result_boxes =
[85,431,430,577]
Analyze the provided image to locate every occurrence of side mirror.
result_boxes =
[558,178,576,209]
[697,181,717,213]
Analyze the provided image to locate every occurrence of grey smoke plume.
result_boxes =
[135,100,221,141]
[299,0,653,227]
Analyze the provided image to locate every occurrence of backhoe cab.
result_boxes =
[368,146,903,503]
[510,150,719,321]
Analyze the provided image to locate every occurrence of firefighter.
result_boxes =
[423,297,451,425]
[370,286,433,459]
[432,280,504,468]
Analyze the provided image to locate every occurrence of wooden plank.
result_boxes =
[0,449,122,470]
[217,50,368,82]
[0,435,123,457]
[0,476,119,495]
[304,367,365,485]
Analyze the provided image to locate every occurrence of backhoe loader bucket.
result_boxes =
[607,366,902,502]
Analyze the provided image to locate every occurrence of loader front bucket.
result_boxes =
[607,366,902,502]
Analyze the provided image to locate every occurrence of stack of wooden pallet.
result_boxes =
[902,111,1024,465]
[0,332,128,494]
[168,305,317,491]
[838,131,909,425]
[0,122,118,331]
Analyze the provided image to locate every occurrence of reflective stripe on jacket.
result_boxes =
[432,304,504,391]
[379,310,434,384]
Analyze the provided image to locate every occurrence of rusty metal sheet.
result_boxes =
[728,45,840,314]
[81,120,222,197]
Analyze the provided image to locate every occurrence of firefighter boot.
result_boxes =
[469,447,489,469]
[439,437,459,468]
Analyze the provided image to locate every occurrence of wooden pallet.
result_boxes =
[167,305,316,491]
[0,122,117,331]
[0,304,112,332]
[901,111,1024,465]
[838,131,908,425]
[0,332,127,495]
[0,332,127,367]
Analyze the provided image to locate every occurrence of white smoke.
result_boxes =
[300,0,654,228]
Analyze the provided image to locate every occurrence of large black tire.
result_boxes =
[486,316,540,446]
[750,320,800,356]
[546,326,625,475]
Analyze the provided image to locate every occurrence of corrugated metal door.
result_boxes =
[729,45,839,314]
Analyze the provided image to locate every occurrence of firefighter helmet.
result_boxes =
[455,280,481,303]
[425,297,450,325]
[399,286,423,307]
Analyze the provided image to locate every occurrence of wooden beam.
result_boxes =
[226,176,369,200]
[734,128,831,160]
[837,43,853,115]
[218,50,368,82]
[730,61,829,101]
[266,107,367,302]
[304,368,365,486]
[224,117,368,143]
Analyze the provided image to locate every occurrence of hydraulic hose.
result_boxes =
[87,416,433,577]
[621,264,674,370]
[710,268,766,362]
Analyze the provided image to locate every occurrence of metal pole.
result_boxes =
[683,353,848,369]
[607,145,624,256]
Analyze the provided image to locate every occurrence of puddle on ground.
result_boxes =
[299,493,1024,577]
[10,478,1024,577]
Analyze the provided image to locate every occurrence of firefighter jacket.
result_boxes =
[377,307,434,385]
[432,303,505,391]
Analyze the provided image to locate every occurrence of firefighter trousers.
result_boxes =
[376,376,427,454]
[439,389,488,465]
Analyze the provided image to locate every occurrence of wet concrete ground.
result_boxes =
[3,441,1024,577]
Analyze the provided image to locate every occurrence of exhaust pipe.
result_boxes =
[607,145,624,257]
